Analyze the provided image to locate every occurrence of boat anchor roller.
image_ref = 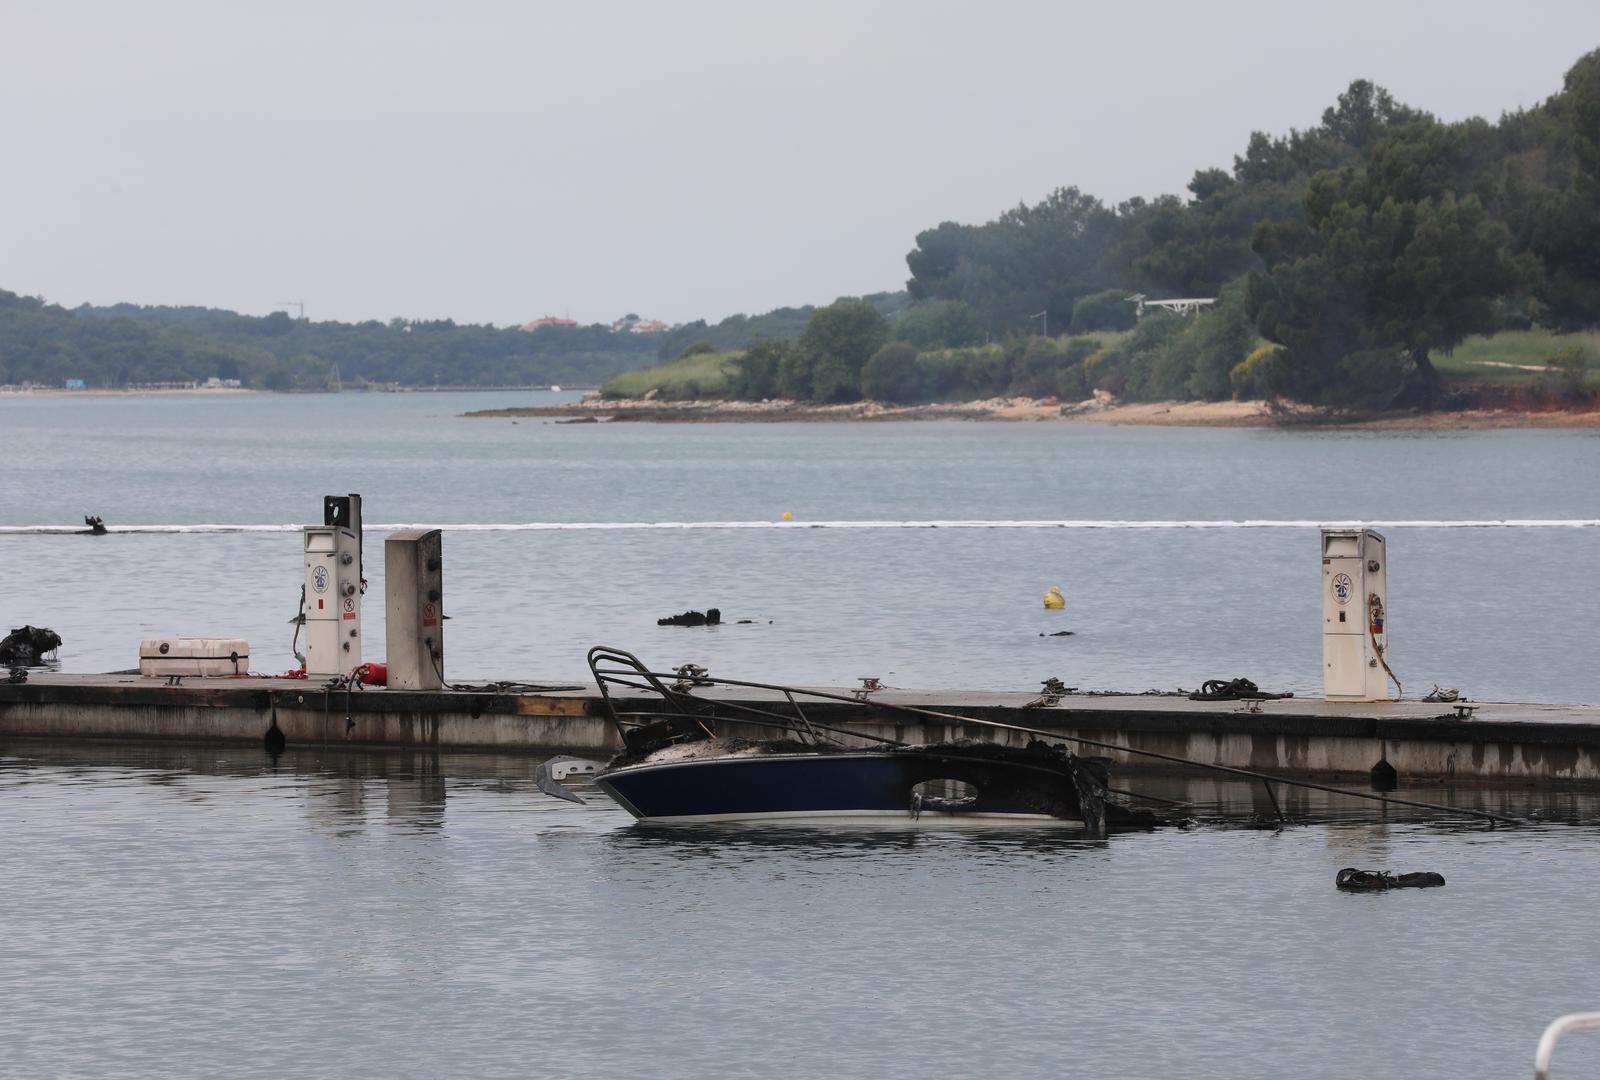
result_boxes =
[533,756,606,805]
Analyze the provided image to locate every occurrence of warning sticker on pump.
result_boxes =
[1331,572,1353,604]
[422,602,438,627]
[312,565,330,593]
[342,597,356,620]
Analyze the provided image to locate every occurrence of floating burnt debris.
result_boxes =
[657,608,721,627]
[1336,868,1446,892]
[0,625,62,665]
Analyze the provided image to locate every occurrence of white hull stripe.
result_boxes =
[632,809,1083,826]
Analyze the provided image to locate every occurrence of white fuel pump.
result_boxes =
[303,494,364,676]
[1321,528,1398,701]
[384,528,443,690]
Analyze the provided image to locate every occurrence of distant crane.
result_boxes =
[276,300,305,320]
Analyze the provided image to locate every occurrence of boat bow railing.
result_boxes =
[587,646,909,752]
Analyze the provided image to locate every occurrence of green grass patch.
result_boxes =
[1432,329,1600,386]
[1066,328,1135,351]
[917,330,1134,366]
[599,350,742,400]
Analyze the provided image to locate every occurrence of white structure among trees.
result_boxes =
[1127,294,1217,317]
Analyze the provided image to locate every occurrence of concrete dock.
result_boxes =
[4,671,1599,784]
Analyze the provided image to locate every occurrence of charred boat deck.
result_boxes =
[4,669,1600,785]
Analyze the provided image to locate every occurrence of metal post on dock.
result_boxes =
[385,528,444,690]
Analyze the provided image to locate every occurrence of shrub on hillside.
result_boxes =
[893,300,982,349]
[1183,284,1258,400]
[1069,289,1137,333]
[810,355,860,403]
[728,339,791,399]
[1011,337,1066,397]
[861,342,926,403]
[1545,345,1595,402]
[1230,345,1283,399]
[776,349,815,399]
[1055,363,1090,400]
[1338,348,1410,410]
[1087,313,1182,396]
[796,300,889,401]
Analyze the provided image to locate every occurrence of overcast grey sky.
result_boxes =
[3,1,1598,327]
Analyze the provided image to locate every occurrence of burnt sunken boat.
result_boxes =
[538,646,1158,833]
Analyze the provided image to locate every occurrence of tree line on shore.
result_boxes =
[7,50,1600,404]
[622,50,1600,409]
[0,293,666,390]
[0,285,914,391]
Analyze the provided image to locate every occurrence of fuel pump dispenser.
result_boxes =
[1321,528,1398,701]
[303,494,364,677]
[384,528,444,690]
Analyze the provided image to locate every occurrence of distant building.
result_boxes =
[63,378,85,390]
[520,316,579,331]
[204,377,243,389]
[610,314,671,334]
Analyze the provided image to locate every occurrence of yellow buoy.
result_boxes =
[1043,585,1065,609]
[781,512,793,521]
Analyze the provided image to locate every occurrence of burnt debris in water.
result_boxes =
[1336,868,1446,892]
[82,515,108,535]
[657,608,721,627]
[0,625,62,665]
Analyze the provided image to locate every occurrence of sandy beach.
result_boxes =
[465,395,1600,429]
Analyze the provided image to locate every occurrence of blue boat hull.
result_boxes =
[593,749,1085,824]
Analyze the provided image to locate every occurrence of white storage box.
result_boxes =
[139,638,250,677]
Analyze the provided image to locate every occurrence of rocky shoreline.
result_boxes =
[464,394,1600,429]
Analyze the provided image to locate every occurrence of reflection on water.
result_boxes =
[16,739,1597,835]
[5,739,1600,1080]
[609,821,1109,861]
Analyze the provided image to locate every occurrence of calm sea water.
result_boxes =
[4,393,1600,1079]
[4,741,1600,1080]
[0,391,1597,701]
